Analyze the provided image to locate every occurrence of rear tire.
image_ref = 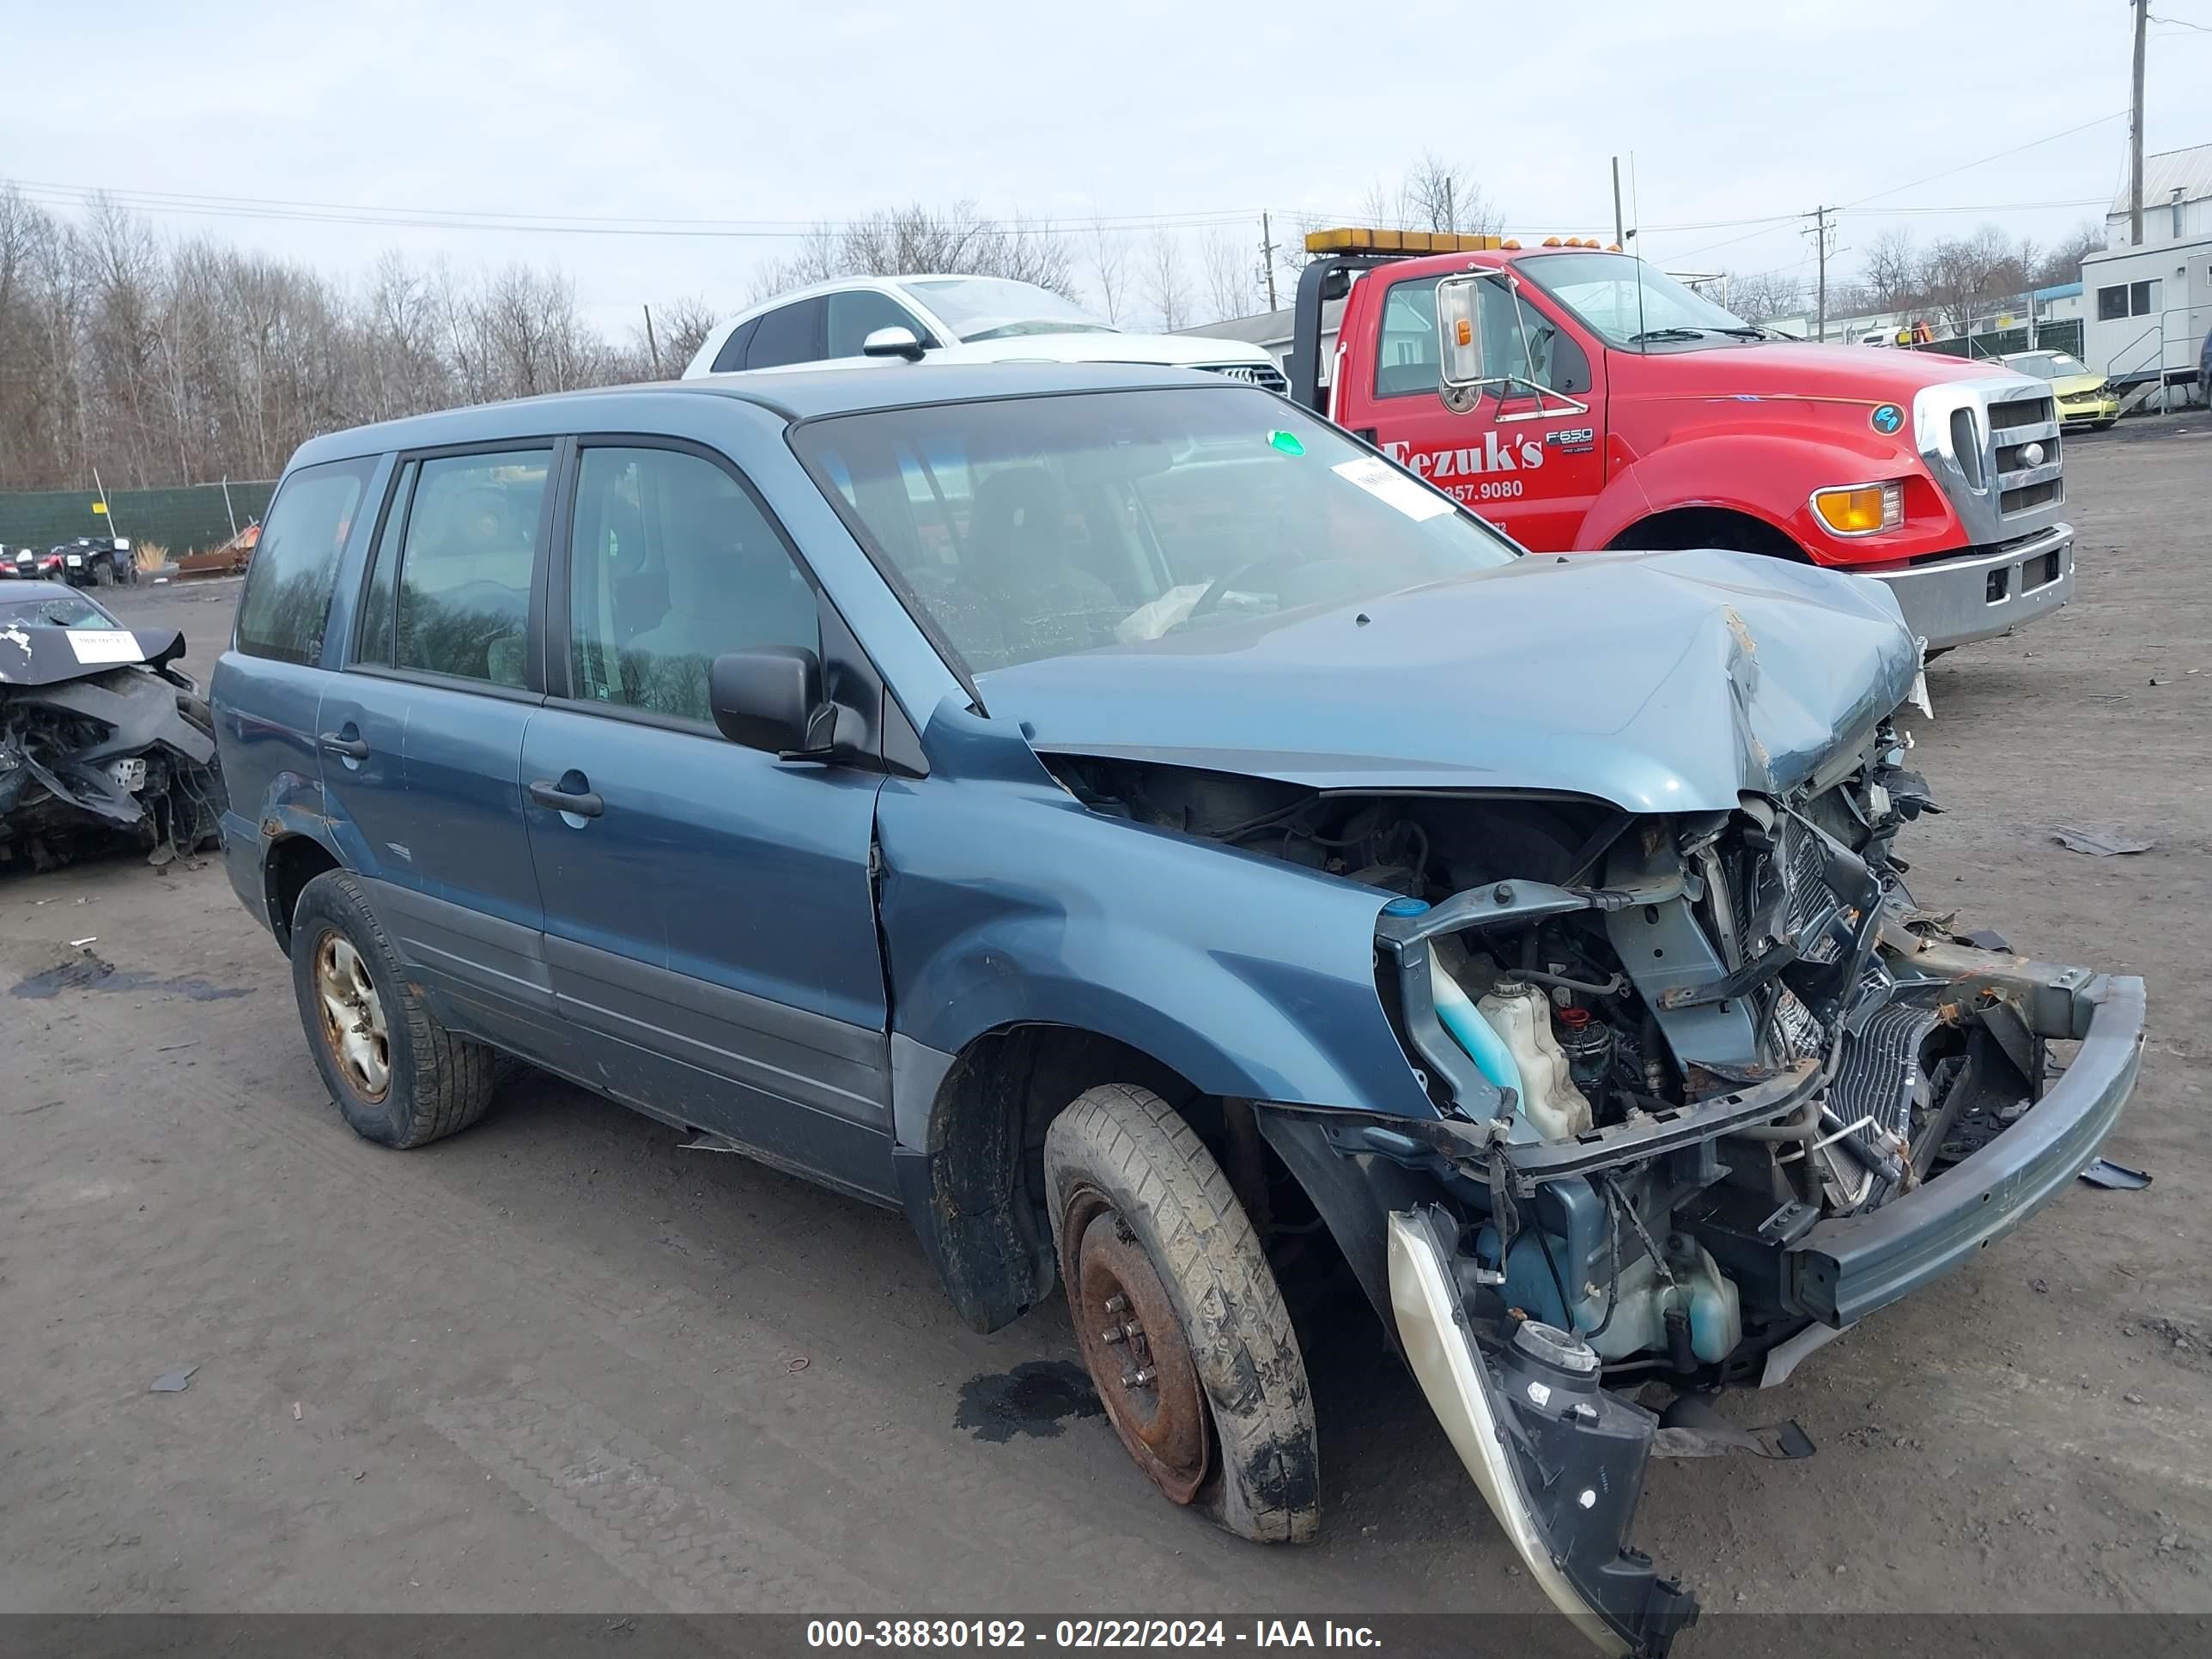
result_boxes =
[1044,1084,1320,1544]
[289,870,497,1148]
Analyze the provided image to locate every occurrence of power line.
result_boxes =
[1663,112,2133,264]
[1842,110,2130,210]
[0,178,1262,239]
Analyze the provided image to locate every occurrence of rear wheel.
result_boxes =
[289,870,497,1148]
[1044,1084,1319,1543]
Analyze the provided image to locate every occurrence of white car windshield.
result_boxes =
[902,277,1117,343]
[793,386,1518,676]
[1516,252,1761,348]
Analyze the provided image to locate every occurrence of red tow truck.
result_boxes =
[1287,228,2074,653]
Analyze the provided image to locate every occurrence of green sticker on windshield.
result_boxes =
[1268,428,1305,456]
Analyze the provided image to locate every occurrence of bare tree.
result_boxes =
[1144,230,1192,331]
[748,203,1078,307]
[1087,215,1127,325]
[2035,221,2102,288]
[1721,269,1806,324]
[1356,157,1502,234]
[1858,228,1925,311]
[749,222,840,302]
[1920,226,2038,337]
[640,294,720,375]
[1402,153,1498,234]
[1199,228,1255,323]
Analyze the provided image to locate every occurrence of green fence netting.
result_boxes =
[0,480,276,561]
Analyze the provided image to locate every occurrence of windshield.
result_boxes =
[1515,252,1757,347]
[901,277,1118,343]
[2008,353,2090,380]
[793,386,1518,676]
[0,591,112,629]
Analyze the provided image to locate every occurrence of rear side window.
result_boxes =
[388,450,550,688]
[747,298,825,368]
[708,318,758,374]
[234,458,376,665]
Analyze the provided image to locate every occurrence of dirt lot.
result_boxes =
[3,422,2209,1626]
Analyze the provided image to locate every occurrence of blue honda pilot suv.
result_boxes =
[213,363,2142,1655]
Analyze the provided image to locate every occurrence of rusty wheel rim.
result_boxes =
[313,930,390,1103]
[1068,1206,1210,1504]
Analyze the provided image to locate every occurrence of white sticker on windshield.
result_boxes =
[1331,456,1453,522]
[65,629,142,665]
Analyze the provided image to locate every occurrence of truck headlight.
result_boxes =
[1812,481,1904,536]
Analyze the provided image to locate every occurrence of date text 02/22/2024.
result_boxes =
[805,1621,1382,1649]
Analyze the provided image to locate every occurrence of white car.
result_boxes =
[681,274,1287,392]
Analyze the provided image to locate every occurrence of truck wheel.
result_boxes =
[289,870,497,1149]
[1044,1084,1320,1543]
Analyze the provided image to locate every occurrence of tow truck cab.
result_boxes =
[1289,229,2075,653]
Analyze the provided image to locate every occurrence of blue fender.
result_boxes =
[222,775,343,944]
[875,705,1434,1125]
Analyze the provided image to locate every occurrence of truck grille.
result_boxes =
[1984,390,2063,529]
[2001,478,2063,515]
[1988,394,2053,434]
[1201,362,1290,394]
[1918,380,2069,543]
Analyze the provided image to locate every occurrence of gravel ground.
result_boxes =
[2,420,2208,1626]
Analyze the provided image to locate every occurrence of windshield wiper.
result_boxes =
[1626,327,1705,344]
[1711,326,1770,340]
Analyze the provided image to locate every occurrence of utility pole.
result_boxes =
[1802,206,1838,343]
[642,304,663,376]
[2130,0,2148,246]
[1612,157,1626,249]
[1259,212,1279,310]
[1443,179,1455,234]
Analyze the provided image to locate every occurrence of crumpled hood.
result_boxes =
[977,548,1918,811]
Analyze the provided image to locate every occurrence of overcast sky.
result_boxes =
[3,0,2206,336]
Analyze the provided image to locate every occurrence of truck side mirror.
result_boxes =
[709,646,837,758]
[1436,273,1493,392]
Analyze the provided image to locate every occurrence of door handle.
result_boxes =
[527,779,605,818]
[318,731,370,761]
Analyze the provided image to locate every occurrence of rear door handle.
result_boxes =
[527,779,605,818]
[318,731,370,760]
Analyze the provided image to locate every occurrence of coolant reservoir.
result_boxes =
[1475,982,1594,1140]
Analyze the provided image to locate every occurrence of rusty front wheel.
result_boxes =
[1069,1207,1212,1504]
[1045,1084,1319,1543]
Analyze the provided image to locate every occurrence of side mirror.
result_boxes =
[708,647,837,757]
[1435,273,1493,391]
[861,325,926,362]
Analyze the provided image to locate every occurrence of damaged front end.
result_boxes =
[0,620,226,870]
[1048,714,2144,1656]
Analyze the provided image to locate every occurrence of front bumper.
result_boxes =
[1864,522,2072,651]
[1790,967,2144,1327]
[1389,1209,1695,1658]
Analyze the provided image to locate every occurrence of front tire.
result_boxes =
[289,870,497,1148]
[1044,1084,1319,1543]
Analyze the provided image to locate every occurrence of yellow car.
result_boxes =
[2002,349,2119,431]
